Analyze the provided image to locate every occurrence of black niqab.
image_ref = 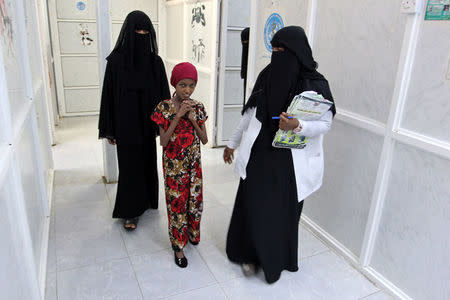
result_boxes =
[271,26,319,77]
[111,10,158,65]
[109,11,159,89]
[263,46,300,127]
[240,28,250,79]
[242,26,336,121]
[99,10,171,142]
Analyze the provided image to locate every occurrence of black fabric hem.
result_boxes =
[112,207,153,219]
[227,253,299,284]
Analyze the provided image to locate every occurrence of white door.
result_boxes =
[215,0,251,146]
[48,0,100,116]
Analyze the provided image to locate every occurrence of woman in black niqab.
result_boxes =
[226,26,336,283]
[240,27,250,105]
[242,26,335,122]
[98,11,170,230]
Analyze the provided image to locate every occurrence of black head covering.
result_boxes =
[109,11,159,89]
[110,11,158,67]
[261,39,300,123]
[270,26,321,78]
[240,28,250,79]
[242,26,336,123]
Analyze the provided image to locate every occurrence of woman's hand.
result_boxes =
[107,138,116,145]
[223,147,235,164]
[279,112,300,131]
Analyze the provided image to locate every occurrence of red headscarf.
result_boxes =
[170,62,198,87]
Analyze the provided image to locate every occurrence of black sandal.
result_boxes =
[124,218,139,231]
[189,239,199,246]
[174,252,188,268]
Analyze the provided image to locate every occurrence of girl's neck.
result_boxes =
[173,94,182,104]
[172,95,183,112]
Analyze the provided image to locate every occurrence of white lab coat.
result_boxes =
[227,107,333,201]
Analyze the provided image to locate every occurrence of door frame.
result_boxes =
[214,0,254,147]
[214,0,227,147]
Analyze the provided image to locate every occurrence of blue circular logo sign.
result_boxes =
[77,1,86,11]
[264,13,284,52]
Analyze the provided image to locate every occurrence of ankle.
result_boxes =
[175,251,184,258]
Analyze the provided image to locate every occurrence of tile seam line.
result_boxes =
[195,242,222,283]
[55,254,129,273]
[118,224,146,299]
[157,282,222,300]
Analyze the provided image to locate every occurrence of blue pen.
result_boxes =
[271,116,293,119]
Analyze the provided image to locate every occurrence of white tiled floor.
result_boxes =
[46,116,392,300]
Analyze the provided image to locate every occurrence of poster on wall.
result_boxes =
[0,0,26,102]
[425,0,450,20]
[190,2,208,66]
[76,1,86,11]
[0,0,14,57]
[264,12,284,52]
[79,23,94,46]
[256,11,285,74]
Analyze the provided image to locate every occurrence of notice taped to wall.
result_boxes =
[425,0,450,20]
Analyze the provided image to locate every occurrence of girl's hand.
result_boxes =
[182,100,197,122]
[279,112,300,131]
[107,138,116,145]
[187,110,196,122]
[176,102,193,119]
[223,147,235,164]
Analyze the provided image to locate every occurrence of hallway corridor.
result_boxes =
[45,116,391,300]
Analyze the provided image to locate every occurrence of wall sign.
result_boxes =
[76,1,86,11]
[191,2,207,64]
[425,0,450,20]
[264,13,284,52]
[79,23,93,46]
[191,4,206,27]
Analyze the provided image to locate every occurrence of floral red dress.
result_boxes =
[151,99,207,251]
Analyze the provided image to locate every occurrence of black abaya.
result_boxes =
[98,11,170,218]
[226,26,335,283]
[226,123,302,283]
[114,138,158,218]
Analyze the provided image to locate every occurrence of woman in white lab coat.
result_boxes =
[223,26,336,284]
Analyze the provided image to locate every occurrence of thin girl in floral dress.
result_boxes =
[151,62,208,268]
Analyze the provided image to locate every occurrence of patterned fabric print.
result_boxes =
[151,99,207,251]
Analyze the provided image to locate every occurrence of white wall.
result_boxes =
[247,1,450,299]
[371,143,450,300]
[0,170,40,300]
[0,0,54,298]
[249,0,309,86]
[307,0,408,257]
[368,15,450,300]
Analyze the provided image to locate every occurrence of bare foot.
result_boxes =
[124,218,138,230]
[124,223,136,229]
